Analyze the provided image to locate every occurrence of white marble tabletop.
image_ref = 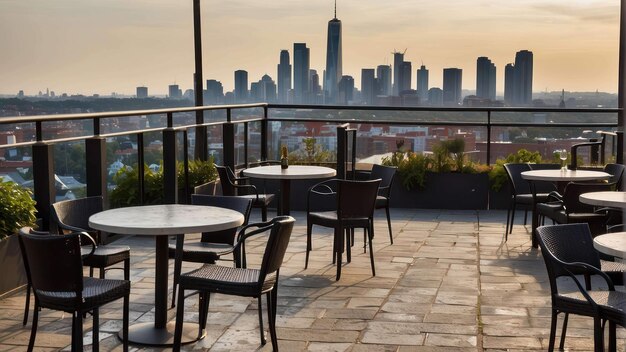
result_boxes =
[593,232,626,259]
[89,204,244,236]
[243,165,336,180]
[521,169,612,182]
[580,191,626,208]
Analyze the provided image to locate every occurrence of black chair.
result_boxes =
[18,227,130,352]
[20,228,52,326]
[172,216,295,352]
[217,165,275,221]
[603,163,626,189]
[305,179,381,280]
[168,194,253,308]
[370,164,397,244]
[536,182,614,236]
[536,224,626,351]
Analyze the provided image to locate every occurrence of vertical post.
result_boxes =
[193,0,207,161]
[223,108,236,170]
[183,130,190,204]
[336,124,347,179]
[86,117,107,201]
[244,122,249,168]
[486,110,492,165]
[163,113,178,204]
[137,133,145,205]
[32,122,55,230]
[261,105,269,161]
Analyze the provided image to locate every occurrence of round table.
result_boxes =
[89,204,244,346]
[243,165,336,215]
[593,232,626,259]
[580,191,626,208]
[521,169,612,248]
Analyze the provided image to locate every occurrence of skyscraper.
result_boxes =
[416,65,428,104]
[400,61,412,94]
[293,43,310,104]
[324,3,342,104]
[234,70,248,103]
[205,79,224,104]
[168,84,182,99]
[338,75,354,105]
[136,86,148,99]
[250,74,276,103]
[392,51,404,96]
[361,69,376,105]
[476,57,496,101]
[377,65,392,96]
[277,50,291,103]
[504,50,533,106]
[443,68,462,105]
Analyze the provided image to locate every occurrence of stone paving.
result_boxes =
[0,209,624,351]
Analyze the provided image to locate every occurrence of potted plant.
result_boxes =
[488,149,542,209]
[0,179,37,296]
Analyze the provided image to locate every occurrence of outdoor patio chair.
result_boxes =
[20,228,51,326]
[305,178,381,280]
[168,194,252,308]
[370,164,397,244]
[172,216,295,352]
[217,165,275,221]
[536,224,626,351]
[48,197,130,307]
[603,163,626,189]
[18,227,130,352]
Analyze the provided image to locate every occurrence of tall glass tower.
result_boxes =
[277,50,291,103]
[324,1,342,104]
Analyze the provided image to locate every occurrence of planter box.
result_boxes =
[390,172,490,210]
[488,183,512,210]
[0,234,27,297]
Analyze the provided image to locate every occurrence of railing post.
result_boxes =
[223,108,236,170]
[163,113,178,204]
[86,117,107,201]
[486,110,492,165]
[244,122,249,168]
[137,133,145,205]
[261,105,268,161]
[32,122,55,230]
[336,124,347,179]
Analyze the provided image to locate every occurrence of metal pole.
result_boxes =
[193,0,207,161]
[619,0,625,133]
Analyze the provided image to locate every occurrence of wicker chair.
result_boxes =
[536,224,626,351]
[172,216,295,352]
[370,164,397,244]
[305,179,381,280]
[18,227,130,352]
[168,194,252,308]
[217,166,275,221]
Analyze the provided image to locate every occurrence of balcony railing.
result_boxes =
[0,103,621,229]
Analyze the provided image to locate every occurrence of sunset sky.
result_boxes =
[0,0,620,96]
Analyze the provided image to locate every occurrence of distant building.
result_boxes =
[476,57,496,101]
[309,69,323,104]
[324,8,342,104]
[443,68,462,105]
[428,87,443,106]
[504,50,533,106]
[361,69,376,105]
[376,65,392,97]
[168,84,182,99]
[416,65,428,104]
[338,75,354,105]
[277,50,292,103]
[205,79,224,104]
[392,51,404,96]
[293,43,310,104]
[250,74,277,103]
[504,63,515,104]
[399,61,412,94]
[17,90,24,98]
[136,86,148,99]
[234,70,248,103]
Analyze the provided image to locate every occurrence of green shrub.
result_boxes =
[0,180,37,240]
[489,149,542,191]
[383,151,432,190]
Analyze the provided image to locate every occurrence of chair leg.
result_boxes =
[548,309,557,352]
[89,267,94,278]
[592,317,604,352]
[335,227,343,281]
[608,321,616,352]
[198,292,210,338]
[509,202,517,235]
[27,301,39,352]
[92,308,99,351]
[523,208,528,226]
[99,267,105,279]
[123,258,130,281]
[261,206,268,222]
[72,311,84,352]
[305,222,312,269]
[368,223,376,277]
[345,228,351,263]
[505,200,512,240]
[258,296,266,345]
[173,287,186,352]
[267,289,279,351]
[385,206,393,244]
[559,312,569,350]
[122,293,129,352]
[22,283,31,326]
[171,236,184,308]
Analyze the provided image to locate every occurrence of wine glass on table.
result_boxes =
[559,149,568,171]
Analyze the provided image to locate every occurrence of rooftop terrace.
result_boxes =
[0,209,623,351]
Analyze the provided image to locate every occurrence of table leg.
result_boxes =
[279,179,291,216]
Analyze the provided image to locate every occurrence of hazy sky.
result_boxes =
[0,0,620,96]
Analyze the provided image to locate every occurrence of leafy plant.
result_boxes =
[489,149,542,191]
[0,179,37,240]
[288,137,334,164]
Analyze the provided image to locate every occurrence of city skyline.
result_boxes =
[0,0,620,96]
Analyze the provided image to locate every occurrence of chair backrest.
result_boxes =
[194,181,217,196]
[191,194,253,244]
[536,223,601,295]
[503,163,532,195]
[604,163,625,189]
[337,179,381,219]
[259,216,295,281]
[563,182,615,213]
[370,164,397,197]
[216,166,237,196]
[51,196,103,235]
[18,228,84,295]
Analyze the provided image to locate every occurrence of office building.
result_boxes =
[234,70,248,103]
[504,64,515,104]
[293,43,310,104]
[443,68,462,105]
[416,65,428,104]
[250,74,277,103]
[428,87,443,106]
[277,50,291,103]
[504,50,533,106]
[393,51,404,96]
[361,69,376,105]
[205,79,224,104]
[168,84,182,99]
[324,7,342,104]
[338,75,354,105]
[377,65,392,96]
[400,61,412,94]
[476,57,496,101]
[136,86,148,99]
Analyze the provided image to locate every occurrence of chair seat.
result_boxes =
[179,264,276,297]
[515,192,553,205]
[559,290,626,324]
[375,195,388,208]
[308,211,371,228]
[167,242,234,264]
[81,245,130,268]
[240,194,275,206]
[37,277,130,312]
